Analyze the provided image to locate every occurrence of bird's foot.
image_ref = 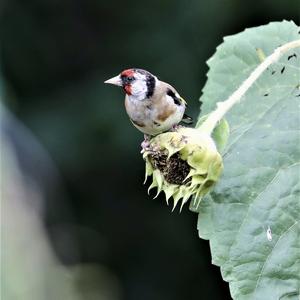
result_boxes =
[141,134,161,154]
[170,124,183,132]
[141,134,151,153]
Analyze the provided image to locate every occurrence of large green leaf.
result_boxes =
[195,21,300,299]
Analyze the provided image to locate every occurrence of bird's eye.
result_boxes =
[127,76,134,82]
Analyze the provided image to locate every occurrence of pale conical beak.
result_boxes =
[104,75,122,86]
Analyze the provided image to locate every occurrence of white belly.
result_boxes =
[125,95,185,136]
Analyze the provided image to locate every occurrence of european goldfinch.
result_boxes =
[104,68,192,137]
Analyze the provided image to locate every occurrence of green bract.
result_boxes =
[143,127,223,211]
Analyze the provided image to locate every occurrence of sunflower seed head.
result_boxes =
[143,127,223,211]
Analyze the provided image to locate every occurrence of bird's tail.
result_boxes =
[181,113,193,125]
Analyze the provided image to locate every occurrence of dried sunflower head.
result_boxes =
[143,127,223,211]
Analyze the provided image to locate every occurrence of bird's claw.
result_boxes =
[141,141,150,153]
[141,135,160,154]
[170,124,183,132]
[141,134,151,153]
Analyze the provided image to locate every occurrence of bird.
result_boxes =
[104,68,192,146]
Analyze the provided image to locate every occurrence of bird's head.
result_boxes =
[105,68,157,101]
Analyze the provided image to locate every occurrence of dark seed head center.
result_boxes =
[149,151,191,185]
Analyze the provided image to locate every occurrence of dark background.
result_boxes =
[1,1,299,299]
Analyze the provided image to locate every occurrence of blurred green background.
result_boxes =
[1,1,299,299]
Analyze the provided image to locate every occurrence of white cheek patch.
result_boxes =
[128,73,157,101]
[131,80,147,96]
[130,73,148,101]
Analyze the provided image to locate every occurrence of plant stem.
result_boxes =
[199,39,300,135]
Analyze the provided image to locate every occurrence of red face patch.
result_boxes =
[124,84,132,95]
[121,69,135,77]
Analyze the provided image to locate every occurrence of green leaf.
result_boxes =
[195,21,300,299]
[196,115,230,154]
